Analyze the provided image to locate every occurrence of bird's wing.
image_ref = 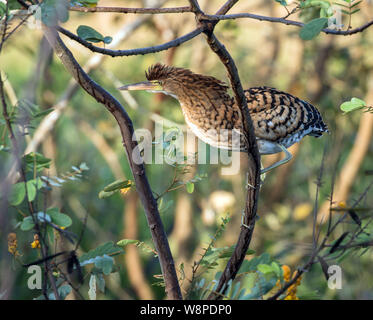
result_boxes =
[244,86,328,142]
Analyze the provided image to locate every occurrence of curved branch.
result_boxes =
[25,13,155,155]
[69,6,192,14]
[57,26,203,57]
[204,13,373,36]
[42,27,182,300]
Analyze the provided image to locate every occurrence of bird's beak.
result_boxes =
[118,81,162,91]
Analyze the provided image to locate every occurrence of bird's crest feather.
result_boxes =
[146,63,229,92]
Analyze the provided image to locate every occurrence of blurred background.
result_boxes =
[1,0,373,299]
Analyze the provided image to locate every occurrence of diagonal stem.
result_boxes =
[42,27,182,300]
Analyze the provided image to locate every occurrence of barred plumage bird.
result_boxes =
[119,64,328,173]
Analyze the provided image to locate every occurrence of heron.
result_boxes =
[119,63,328,173]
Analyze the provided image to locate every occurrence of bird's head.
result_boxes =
[118,63,229,100]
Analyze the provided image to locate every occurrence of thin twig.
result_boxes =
[203,13,373,36]
[57,26,203,57]
[3,13,32,43]
[69,6,192,14]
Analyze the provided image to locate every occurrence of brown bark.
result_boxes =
[43,27,182,299]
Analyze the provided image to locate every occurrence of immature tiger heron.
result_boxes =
[119,64,328,173]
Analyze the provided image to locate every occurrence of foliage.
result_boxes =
[77,25,113,45]
[300,17,328,40]
[98,179,133,199]
[340,97,372,113]
[1,0,372,301]
[40,0,69,27]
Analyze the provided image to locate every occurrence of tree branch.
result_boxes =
[203,13,373,36]
[58,3,373,58]
[42,27,182,300]
[69,6,192,14]
[25,11,158,155]
[188,0,261,300]
[57,26,203,57]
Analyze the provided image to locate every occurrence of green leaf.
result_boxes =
[23,152,52,172]
[96,273,105,293]
[47,207,72,228]
[55,0,69,22]
[351,0,363,8]
[117,239,140,247]
[79,162,89,171]
[103,179,132,192]
[201,246,238,270]
[237,253,271,274]
[0,144,10,152]
[257,264,274,274]
[8,0,23,10]
[0,2,7,19]
[94,255,114,275]
[241,275,278,300]
[98,190,116,199]
[36,211,52,223]
[25,178,43,202]
[300,0,331,9]
[158,199,174,214]
[77,25,105,43]
[32,108,54,118]
[20,216,35,231]
[41,0,69,27]
[351,0,362,7]
[275,0,287,6]
[26,180,36,202]
[9,183,26,206]
[299,17,328,40]
[334,2,350,8]
[271,261,282,277]
[79,242,125,265]
[103,36,113,45]
[46,225,55,244]
[71,0,98,7]
[340,97,366,113]
[186,182,194,194]
[49,285,71,300]
[19,212,52,231]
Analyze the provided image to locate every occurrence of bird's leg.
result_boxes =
[259,164,266,185]
[261,144,292,174]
